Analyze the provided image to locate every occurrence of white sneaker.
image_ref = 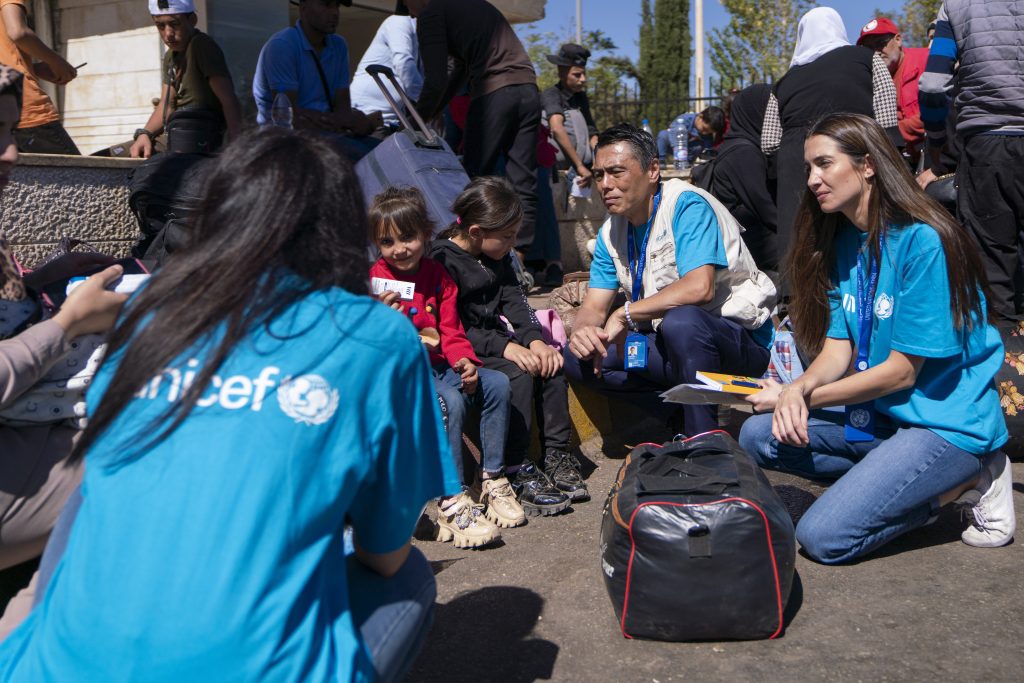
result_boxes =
[481,476,527,528]
[961,452,1016,548]
[435,493,501,549]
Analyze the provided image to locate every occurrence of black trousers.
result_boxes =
[14,121,80,155]
[957,134,1024,322]
[563,305,770,437]
[462,83,540,251]
[481,356,571,464]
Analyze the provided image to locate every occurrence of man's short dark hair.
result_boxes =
[700,106,727,136]
[596,123,657,169]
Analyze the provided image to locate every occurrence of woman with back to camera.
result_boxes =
[766,7,900,281]
[741,113,1015,565]
[0,127,459,682]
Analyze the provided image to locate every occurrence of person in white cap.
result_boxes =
[129,0,242,158]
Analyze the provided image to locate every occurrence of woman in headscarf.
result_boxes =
[705,83,778,272]
[764,7,901,289]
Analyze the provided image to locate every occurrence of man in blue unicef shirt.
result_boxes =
[564,124,777,437]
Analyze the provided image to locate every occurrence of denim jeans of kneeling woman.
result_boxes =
[739,410,984,564]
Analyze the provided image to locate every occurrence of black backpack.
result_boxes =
[600,431,796,641]
[128,153,213,268]
[688,148,721,192]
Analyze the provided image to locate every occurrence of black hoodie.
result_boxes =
[430,239,544,359]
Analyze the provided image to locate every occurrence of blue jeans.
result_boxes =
[526,166,561,262]
[432,364,510,482]
[739,412,985,564]
[563,305,770,436]
[36,490,436,683]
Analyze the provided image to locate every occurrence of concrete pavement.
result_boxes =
[409,452,1024,682]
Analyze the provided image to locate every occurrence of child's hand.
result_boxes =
[453,357,479,395]
[746,378,783,413]
[503,341,541,376]
[379,290,403,312]
[528,339,563,378]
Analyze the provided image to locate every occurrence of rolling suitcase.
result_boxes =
[355,65,468,236]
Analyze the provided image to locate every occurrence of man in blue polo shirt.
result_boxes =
[564,124,777,436]
[254,0,380,158]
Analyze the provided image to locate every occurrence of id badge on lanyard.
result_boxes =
[845,237,883,442]
[624,189,662,371]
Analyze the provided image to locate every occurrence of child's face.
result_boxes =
[378,226,426,274]
[477,221,520,261]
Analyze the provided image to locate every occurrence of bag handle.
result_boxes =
[365,64,442,148]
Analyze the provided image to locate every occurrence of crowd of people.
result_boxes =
[0,0,1019,680]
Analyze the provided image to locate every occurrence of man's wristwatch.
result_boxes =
[133,128,154,141]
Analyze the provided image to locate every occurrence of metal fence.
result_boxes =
[589,75,777,135]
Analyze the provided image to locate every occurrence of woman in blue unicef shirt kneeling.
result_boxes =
[0,128,459,681]
[741,113,1016,564]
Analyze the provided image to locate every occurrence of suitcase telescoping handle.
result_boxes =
[365,64,442,149]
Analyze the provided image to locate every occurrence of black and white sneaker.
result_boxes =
[543,448,590,502]
[511,462,571,516]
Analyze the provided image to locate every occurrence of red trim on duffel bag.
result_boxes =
[620,498,786,640]
[681,429,730,442]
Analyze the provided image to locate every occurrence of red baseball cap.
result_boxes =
[857,17,900,44]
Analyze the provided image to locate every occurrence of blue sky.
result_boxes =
[518,1,906,83]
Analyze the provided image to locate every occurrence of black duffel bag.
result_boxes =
[600,431,796,641]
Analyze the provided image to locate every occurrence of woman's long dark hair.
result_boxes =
[787,113,988,354]
[72,128,369,463]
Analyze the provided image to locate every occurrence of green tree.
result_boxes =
[707,0,816,92]
[634,0,691,132]
[880,0,943,47]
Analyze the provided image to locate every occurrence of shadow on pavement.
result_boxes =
[407,586,558,683]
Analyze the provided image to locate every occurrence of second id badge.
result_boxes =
[844,401,876,442]
[624,332,648,371]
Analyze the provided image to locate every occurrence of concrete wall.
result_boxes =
[1,155,140,267]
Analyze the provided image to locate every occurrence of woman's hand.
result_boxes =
[52,265,128,339]
[772,382,812,447]
[378,290,403,312]
[746,378,784,413]
[503,341,541,376]
[453,357,478,394]
[528,339,563,378]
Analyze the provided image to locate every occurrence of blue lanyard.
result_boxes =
[626,187,663,303]
[854,234,885,372]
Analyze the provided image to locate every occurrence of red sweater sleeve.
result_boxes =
[436,266,479,366]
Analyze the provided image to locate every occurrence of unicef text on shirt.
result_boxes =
[135,361,340,425]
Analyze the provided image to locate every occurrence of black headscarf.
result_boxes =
[721,83,771,149]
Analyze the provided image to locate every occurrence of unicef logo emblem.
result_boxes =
[874,293,894,320]
[277,374,339,426]
[850,409,871,429]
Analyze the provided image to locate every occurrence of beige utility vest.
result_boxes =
[599,179,777,330]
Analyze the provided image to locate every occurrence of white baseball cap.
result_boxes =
[148,0,196,15]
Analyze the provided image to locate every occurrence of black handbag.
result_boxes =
[924,172,957,211]
[600,431,796,641]
[165,109,223,155]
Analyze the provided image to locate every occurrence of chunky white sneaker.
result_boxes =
[960,452,1016,548]
[481,476,527,528]
[435,493,500,549]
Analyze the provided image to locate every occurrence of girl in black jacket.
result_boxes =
[431,178,587,515]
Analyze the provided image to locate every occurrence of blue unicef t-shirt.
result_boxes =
[826,221,1007,454]
[591,191,773,346]
[0,287,459,682]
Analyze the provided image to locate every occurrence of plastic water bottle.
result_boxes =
[641,118,653,137]
[271,92,293,129]
[674,128,689,170]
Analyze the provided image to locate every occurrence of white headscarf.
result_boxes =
[790,7,851,67]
